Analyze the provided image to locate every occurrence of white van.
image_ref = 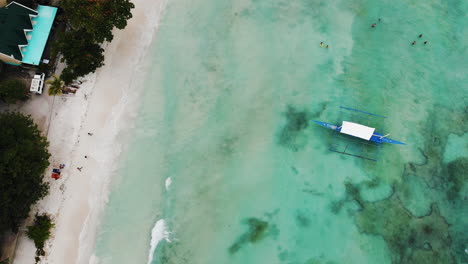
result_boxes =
[30,73,45,95]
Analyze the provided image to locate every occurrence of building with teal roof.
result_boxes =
[0,1,57,66]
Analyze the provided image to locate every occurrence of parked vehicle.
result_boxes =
[30,73,45,95]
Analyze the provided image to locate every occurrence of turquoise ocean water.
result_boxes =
[92,0,467,263]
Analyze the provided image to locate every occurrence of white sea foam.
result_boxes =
[88,255,100,264]
[76,1,170,263]
[165,177,172,190]
[147,219,171,264]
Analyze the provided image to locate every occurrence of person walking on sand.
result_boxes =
[77,167,83,172]
[88,132,93,136]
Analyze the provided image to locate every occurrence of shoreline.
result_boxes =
[12,0,168,263]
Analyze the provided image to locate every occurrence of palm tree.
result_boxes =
[46,75,64,96]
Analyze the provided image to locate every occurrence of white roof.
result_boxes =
[340,121,375,140]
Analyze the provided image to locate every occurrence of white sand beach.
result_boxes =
[12,0,167,263]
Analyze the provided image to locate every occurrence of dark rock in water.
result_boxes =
[291,166,299,174]
[329,200,344,214]
[245,218,268,243]
[446,157,468,201]
[423,242,432,250]
[228,217,275,254]
[328,181,368,215]
[344,182,365,209]
[295,210,311,227]
[363,177,381,189]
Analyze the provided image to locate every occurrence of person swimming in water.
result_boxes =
[371,23,376,28]
[412,41,416,45]
[424,41,428,44]
[320,42,324,47]
[419,34,423,38]
[326,45,329,48]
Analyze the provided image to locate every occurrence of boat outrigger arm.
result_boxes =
[313,120,406,145]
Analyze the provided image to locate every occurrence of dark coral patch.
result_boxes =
[335,176,457,263]
[277,106,311,151]
[445,157,468,201]
[401,132,467,262]
[229,218,275,254]
[355,197,454,263]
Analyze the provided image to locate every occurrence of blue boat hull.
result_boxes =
[313,121,406,145]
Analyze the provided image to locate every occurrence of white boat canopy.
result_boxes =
[340,121,375,140]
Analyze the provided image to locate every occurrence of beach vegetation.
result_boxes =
[0,79,29,104]
[46,75,64,96]
[37,63,51,76]
[0,112,50,233]
[53,0,134,83]
[60,0,135,43]
[54,30,105,84]
[26,214,54,262]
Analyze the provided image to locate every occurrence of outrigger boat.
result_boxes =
[312,120,406,145]
[312,106,405,161]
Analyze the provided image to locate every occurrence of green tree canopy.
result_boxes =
[61,0,134,43]
[52,0,135,83]
[0,79,29,104]
[46,75,64,96]
[55,30,105,84]
[27,214,54,262]
[0,112,50,233]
